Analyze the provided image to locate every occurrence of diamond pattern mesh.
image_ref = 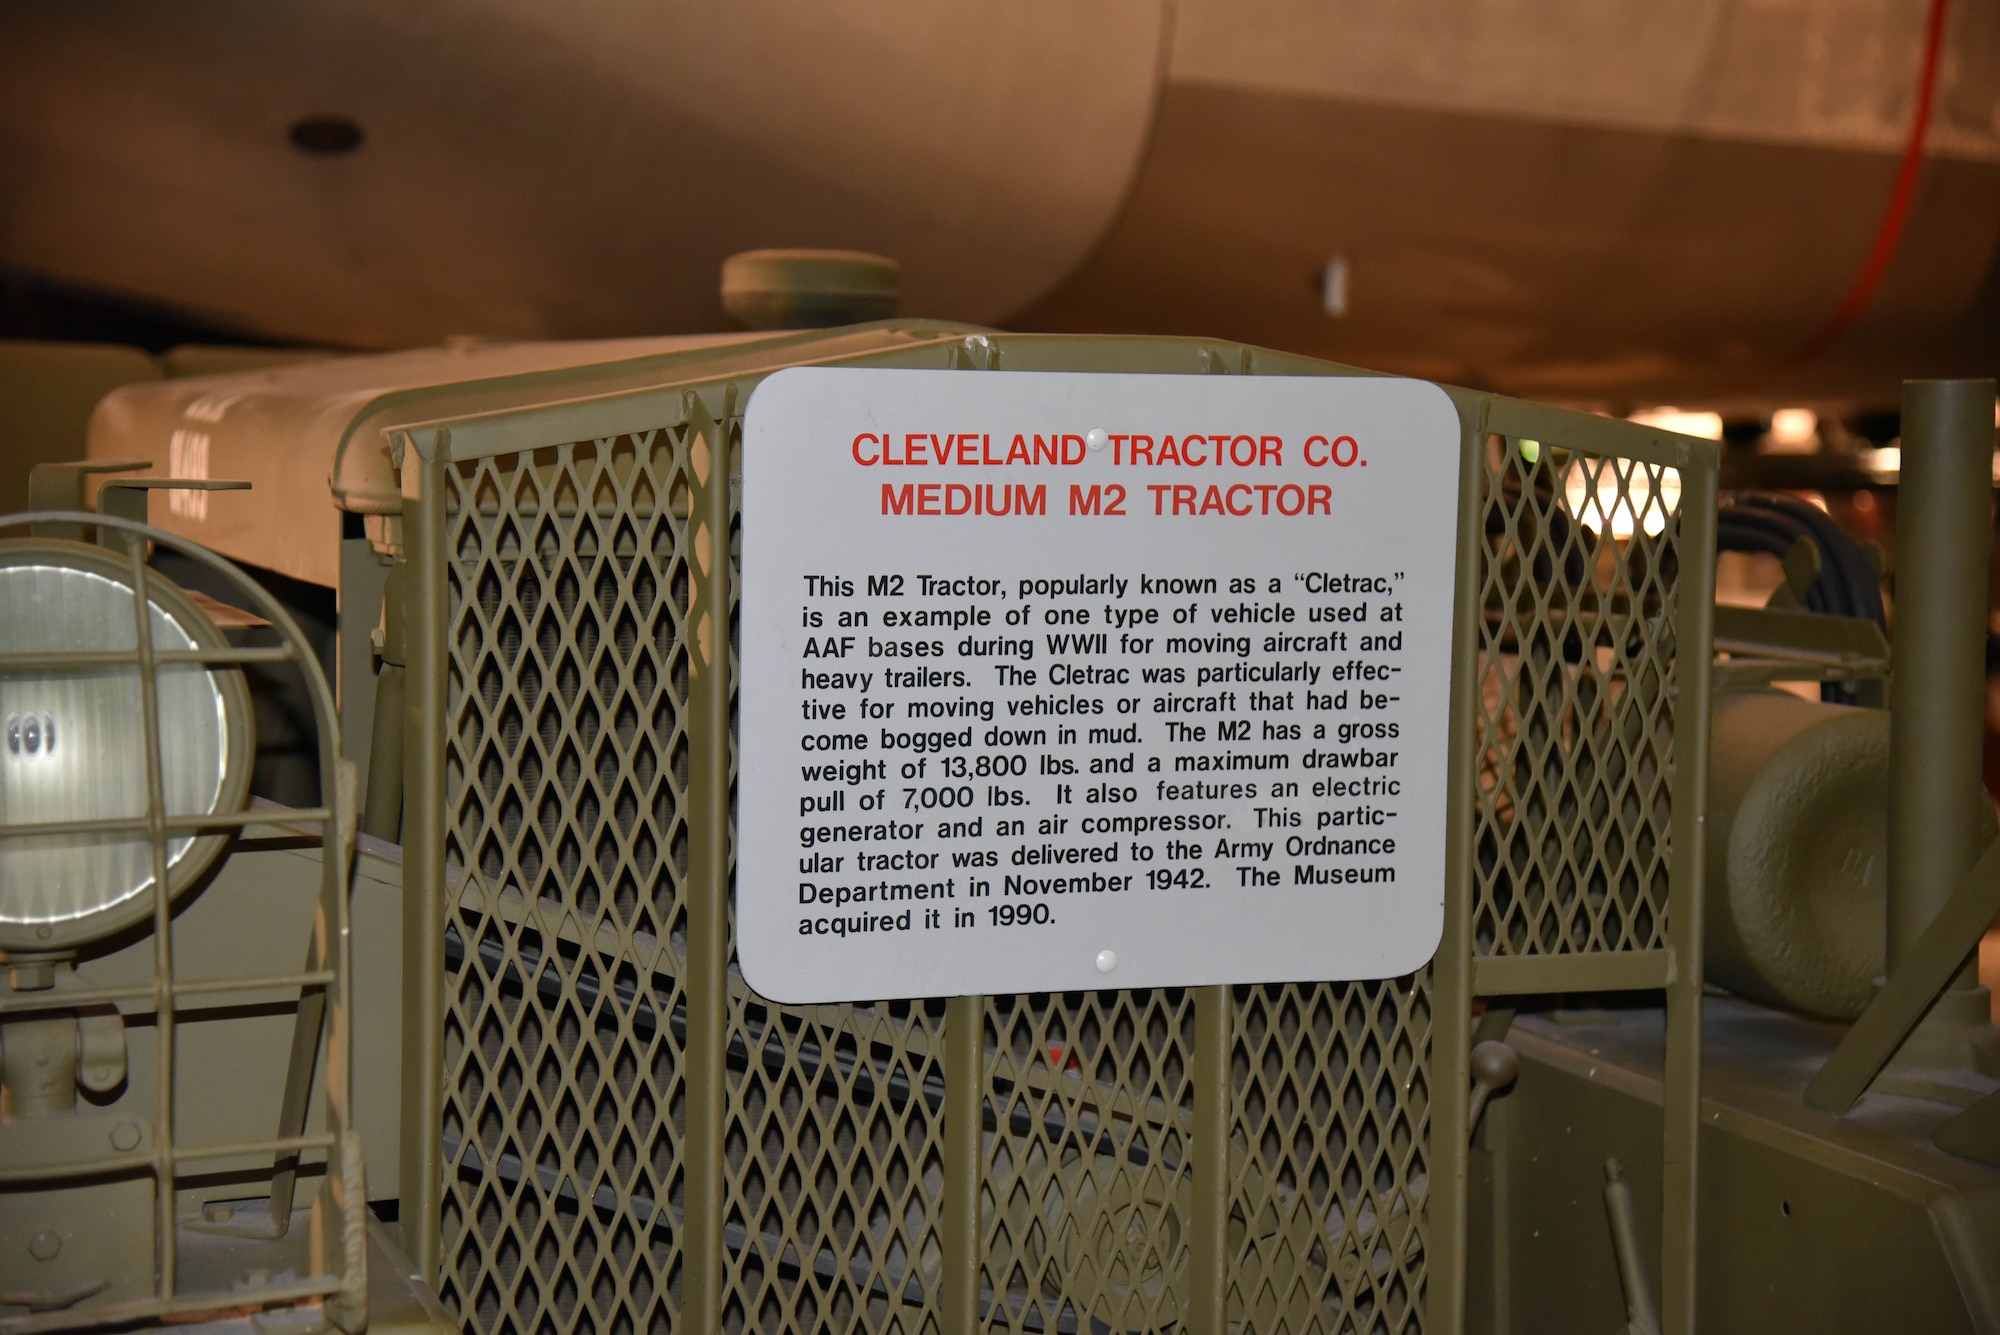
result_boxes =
[1473,438,1681,957]
[427,377,1691,1335]
[979,988,1196,1333]
[440,432,694,1335]
[1226,976,1431,1335]
[717,994,948,1332]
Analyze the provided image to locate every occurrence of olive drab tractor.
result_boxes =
[4,292,1997,1335]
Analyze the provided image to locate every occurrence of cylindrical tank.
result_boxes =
[1705,690,1891,1018]
[6,1,1999,399]
[1707,688,1998,1017]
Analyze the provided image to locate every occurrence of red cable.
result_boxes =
[1783,0,1950,370]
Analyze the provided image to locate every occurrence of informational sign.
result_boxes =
[738,368,1461,1003]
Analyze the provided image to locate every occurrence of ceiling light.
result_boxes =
[1564,461,1681,540]
[1770,408,1819,447]
[1627,408,1723,440]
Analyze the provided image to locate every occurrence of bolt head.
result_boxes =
[109,1121,142,1151]
[28,1230,60,1261]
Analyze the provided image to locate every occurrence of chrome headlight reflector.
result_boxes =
[0,540,252,949]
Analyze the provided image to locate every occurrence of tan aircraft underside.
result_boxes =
[3,0,1997,404]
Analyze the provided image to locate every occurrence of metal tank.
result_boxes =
[5,0,2000,400]
[1704,688,2000,1023]
[1704,690,1895,1019]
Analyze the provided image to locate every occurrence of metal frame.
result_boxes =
[0,511,368,1335]
[1429,395,1716,1335]
[390,330,1717,1334]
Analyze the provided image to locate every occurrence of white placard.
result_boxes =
[737,369,1460,1003]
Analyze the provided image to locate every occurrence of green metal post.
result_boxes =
[398,430,448,1282]
[684,401,733,1333]
[1427,399,1487,1335]
[942,993,984,1328]
[1888,381,1995,983]
[1661,446,1717,1335]
[1190,984,1230,1335]
[1881,378,2000,1088]
[128,542,177,1298]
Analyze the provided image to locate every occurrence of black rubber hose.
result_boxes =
[1734,491,1886,627]
[1719,495,1893,703]
[1717,509,1830,615]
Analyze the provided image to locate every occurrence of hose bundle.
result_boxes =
[1717,492,1886,702]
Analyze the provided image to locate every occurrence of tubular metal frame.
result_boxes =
[0,511,369,1335]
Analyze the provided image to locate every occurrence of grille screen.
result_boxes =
[426,360,1696,1335]
[441,433,695,1334]
[1473,437,1681,957]
[978,987,1198,1331]
[1225,979,1431,1331]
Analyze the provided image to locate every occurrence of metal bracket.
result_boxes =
[25,460,150,541]
[1710,603,1890,673]
[1804,833,2000,1114]
[1467,1040,1519,1145]
[95,479,252,557]
[1762,534,1822,611]
[72,1008,126,1097]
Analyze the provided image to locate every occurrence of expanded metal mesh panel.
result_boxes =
[441,432,696,1335]
[1226,976,1430,1334]
[970,979,1432,1335]
[708,419,953,1334]
[717,993,948,1332]
[431,400,1447,1335]
[1472,437,1681,957]
[423,354,1703,1335]
[979,988,1196,1333]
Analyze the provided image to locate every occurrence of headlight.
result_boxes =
[0,539,252,950]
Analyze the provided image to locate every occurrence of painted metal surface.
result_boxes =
[0,516,368,1334]
[6,2,1999,398]
[1475,1002,2000,1335]
[389,326,1713,1333]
